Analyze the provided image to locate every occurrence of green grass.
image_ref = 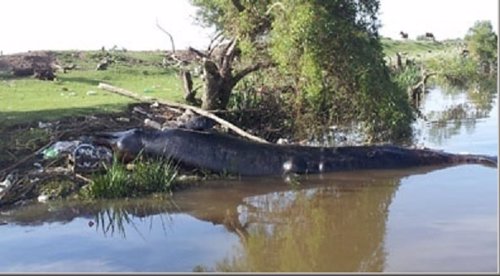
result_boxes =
[381,37,490,86]
[381,37,459,57]
[80,155,179,200]
[381,37,467,70]
[0,42,480,131]
[0,50,185,127]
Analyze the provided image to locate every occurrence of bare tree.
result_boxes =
[156,18,176,54]
[157,2,274,111]
[189,38,273,110]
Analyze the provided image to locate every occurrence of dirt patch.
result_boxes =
[0,51,58,80]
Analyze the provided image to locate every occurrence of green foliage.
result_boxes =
[392,65,421,89]
[464,21,498,63]
[426,55,479,86]
[192,0,415,142]
[81,156,178,199]
[269,0,413,141]
[382,36,493,89]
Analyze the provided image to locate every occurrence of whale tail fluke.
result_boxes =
[453,154,498,168]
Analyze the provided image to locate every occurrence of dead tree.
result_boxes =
[408,70,436,106]
[190,38,273,110]
[180,70,200,105]
[52,63,76,73]
[156,18,176,54]
[156,0,274,110]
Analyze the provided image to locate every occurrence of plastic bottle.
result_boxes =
[42,141,81,159]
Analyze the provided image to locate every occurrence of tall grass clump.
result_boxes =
[83,157,131,199]
[81,155,178,199]
[131,156,178,195]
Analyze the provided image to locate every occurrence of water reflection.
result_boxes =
[0,197,178,239]
[0,166,475,272]
[93,199,177,239]
[215,182,397,272]
[418,78,497,146]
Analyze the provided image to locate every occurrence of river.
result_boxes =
[0,84,497,272]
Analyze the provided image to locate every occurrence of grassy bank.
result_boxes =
[382,37,496,94]
[0,40,471,128]
[0,50,185,127]
[1,39,494,204]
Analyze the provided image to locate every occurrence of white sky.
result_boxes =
[0,0,498,54]
[378,0,498,40]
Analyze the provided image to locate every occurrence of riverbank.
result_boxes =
[0,38,495,207]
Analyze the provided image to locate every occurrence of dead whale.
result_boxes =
[91,128,498,176]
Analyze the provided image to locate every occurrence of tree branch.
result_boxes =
[220,39,238,75]
[207,31,224,56]
[155,18,176,53]
[98,83,269,144]
[188,47,209,59]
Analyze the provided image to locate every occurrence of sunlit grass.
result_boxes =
[0,50,185,127]
[80,155,179,200]
[381,38,455,57]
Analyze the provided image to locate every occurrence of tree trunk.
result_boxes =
[180,70,197,105]
[201,59,235,110]
[189,39,272,111]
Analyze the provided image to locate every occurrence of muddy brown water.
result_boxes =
[0,85,497,272]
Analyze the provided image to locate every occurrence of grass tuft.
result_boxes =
[80,155,178,199]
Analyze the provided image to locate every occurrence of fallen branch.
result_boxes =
[97,83,269,143]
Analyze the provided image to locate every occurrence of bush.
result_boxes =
[465,21,497,63]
